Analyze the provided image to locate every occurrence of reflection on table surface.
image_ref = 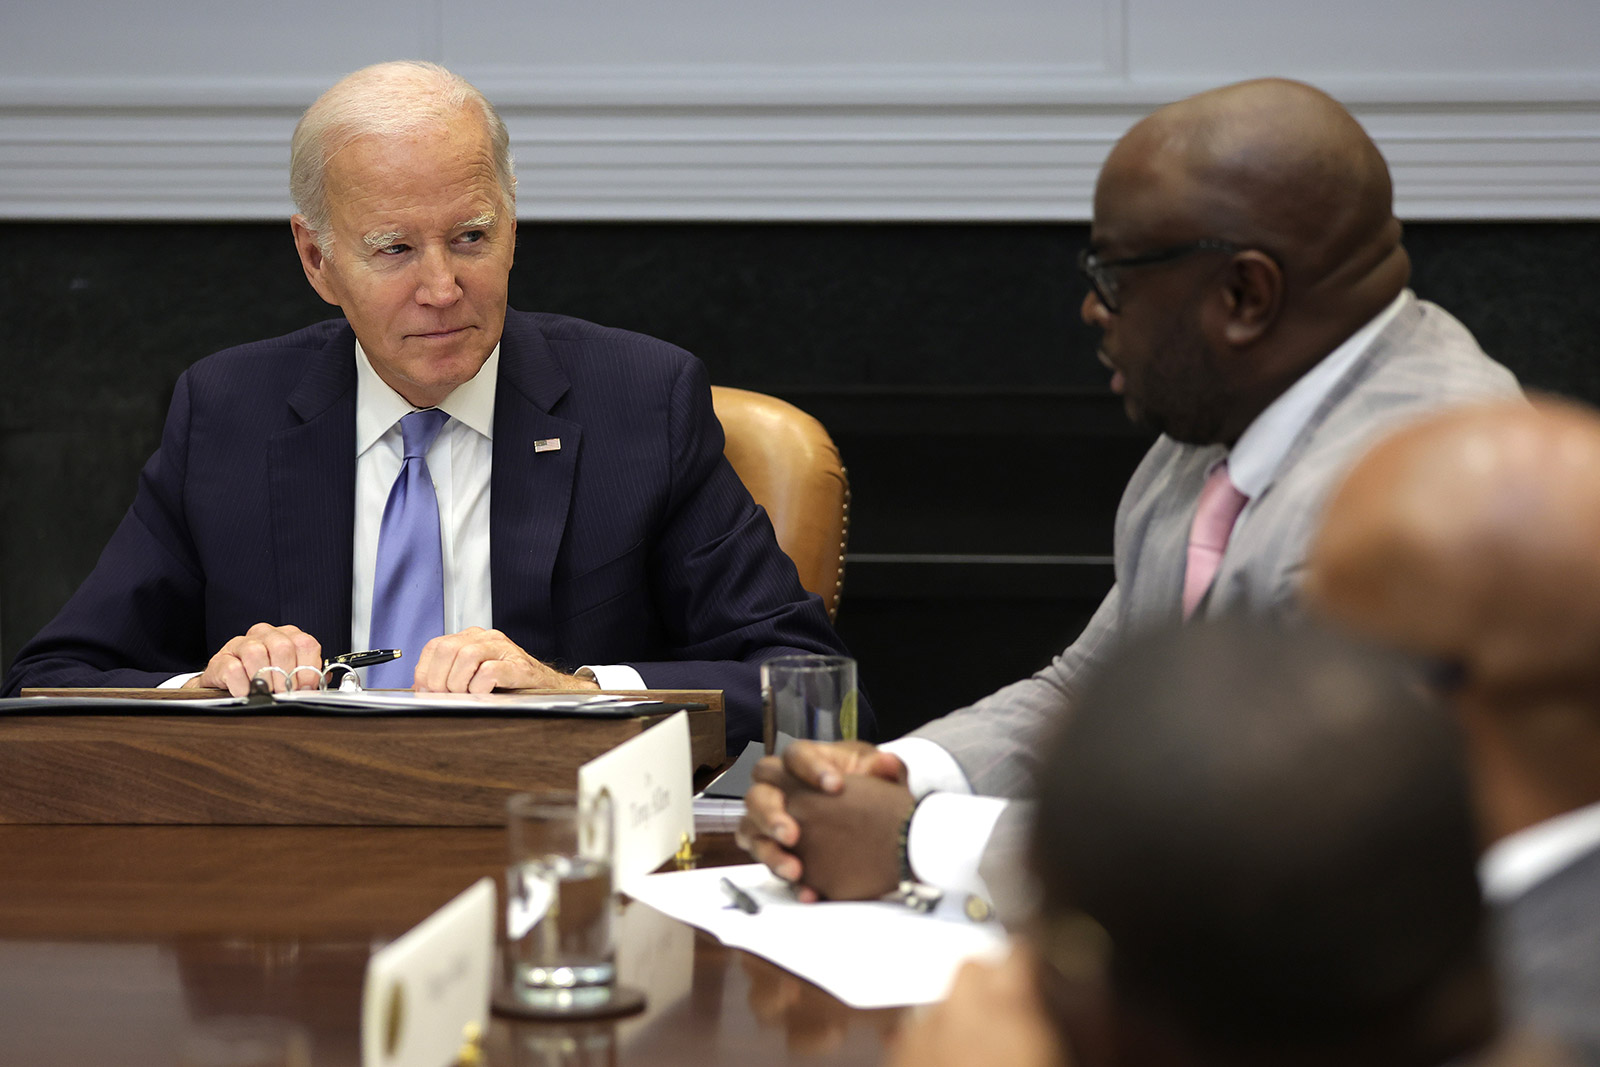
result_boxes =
[0,826,902,1066]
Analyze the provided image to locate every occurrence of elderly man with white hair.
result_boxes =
[3,61,860,751]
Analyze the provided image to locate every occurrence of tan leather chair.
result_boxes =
[711,386,850,620]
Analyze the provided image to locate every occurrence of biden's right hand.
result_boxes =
[185,622,323,696]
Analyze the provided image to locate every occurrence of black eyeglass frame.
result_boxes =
[1077,239,1245,313]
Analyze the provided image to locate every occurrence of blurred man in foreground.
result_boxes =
[741,76,1517,909]
[1307,398,1600,1064]
[894,621,1511,1067]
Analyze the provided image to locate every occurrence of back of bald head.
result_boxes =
[1029,620,1490,1065]
[1307,397,1600,709]
[1118,78,1405,299]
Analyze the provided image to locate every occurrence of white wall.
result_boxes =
[3,0,1598,220]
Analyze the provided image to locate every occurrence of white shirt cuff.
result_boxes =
[578,664,647,690]
[906,793,1010,902]
[159,672,201,689]
[880,736,973,798]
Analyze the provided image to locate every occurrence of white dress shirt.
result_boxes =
[351,338,497,657]
[882,292,1411,905]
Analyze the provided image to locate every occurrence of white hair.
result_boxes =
[289,60,516,250]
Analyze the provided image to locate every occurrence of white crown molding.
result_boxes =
[4,70,1600,221]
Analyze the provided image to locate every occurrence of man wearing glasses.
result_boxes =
[740,77,1521,911]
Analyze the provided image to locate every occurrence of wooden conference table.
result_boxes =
[0,827,903,1066]
[0,692,903,1066]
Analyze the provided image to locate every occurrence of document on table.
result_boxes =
[270,689,684,715]
[0,690,701,717]
[689,739,761,832]
[625,863,1007,1009]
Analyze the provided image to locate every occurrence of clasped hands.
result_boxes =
[743,745,1080,1067]
[182,622,602,695]
[737,739,918,902]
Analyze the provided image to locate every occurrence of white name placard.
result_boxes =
[579,710,694,888]
[361,878,494,1067]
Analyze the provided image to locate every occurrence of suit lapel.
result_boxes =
[490,313,579,659]
[1252,292,1420,511]
[1207,293,1422,614]
[267,327,357,650]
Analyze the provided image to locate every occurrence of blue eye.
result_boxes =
[377,243,410,256]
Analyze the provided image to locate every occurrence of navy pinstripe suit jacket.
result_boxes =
[3,309,861,749]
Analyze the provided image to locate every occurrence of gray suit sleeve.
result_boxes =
[907,582,1121,797]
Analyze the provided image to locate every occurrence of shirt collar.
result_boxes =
[1225,291,1410,499]
[1479,797,1600,904]
[354,340,499,454]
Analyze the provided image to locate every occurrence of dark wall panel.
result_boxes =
[4,221,1597,737]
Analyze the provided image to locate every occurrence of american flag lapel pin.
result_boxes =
[534,438,561,453]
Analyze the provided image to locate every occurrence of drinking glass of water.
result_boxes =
[761,654,859,756]
[504,790,616,1012]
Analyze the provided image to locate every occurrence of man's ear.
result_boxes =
[1218,250,1283,347]
[291,215,340,307]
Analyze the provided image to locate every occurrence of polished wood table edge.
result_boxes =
[0,692,726,826]
[0,828,748,939]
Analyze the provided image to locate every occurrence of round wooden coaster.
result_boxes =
[491,983,647,1021]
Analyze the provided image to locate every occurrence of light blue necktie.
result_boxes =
[367,408,450,688]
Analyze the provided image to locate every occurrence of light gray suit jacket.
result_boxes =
[1496,843,1600,1065]
[910,294,1519,912]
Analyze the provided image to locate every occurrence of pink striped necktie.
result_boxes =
[1182,461,1250,620]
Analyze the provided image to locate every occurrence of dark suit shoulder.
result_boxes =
[180,318,354,395]
[1498,843,1600,1056]
[509,309,695,368]
[1505,841,1600,945]
[514,309,689,351]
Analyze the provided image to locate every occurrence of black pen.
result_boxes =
[325,649,402,669]
[721,877,761,915]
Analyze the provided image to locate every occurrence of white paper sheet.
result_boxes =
[625,863,1007,1009]
[274,690,662,713]
[691,796,745,834]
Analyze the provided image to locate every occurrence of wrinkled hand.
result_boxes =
[187,623,323,695]
[737,740,907,899]
[409,627,602,693]
[888,947,1069,1067]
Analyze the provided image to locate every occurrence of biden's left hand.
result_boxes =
[409,627,602,693]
